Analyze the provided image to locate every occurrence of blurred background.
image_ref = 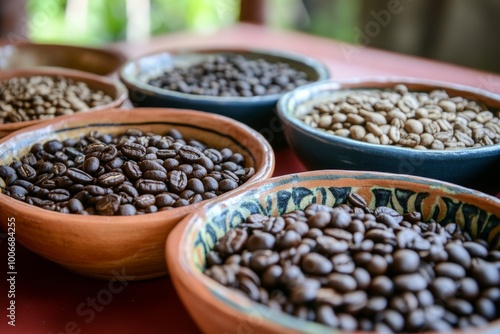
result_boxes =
[0,0,499,72]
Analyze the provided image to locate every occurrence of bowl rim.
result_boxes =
[167,169,500,334]
[0,107,275,225]
[119,47,331,104]
[276,77,500,157]
[0,40,128,76]
[0,67,129,132]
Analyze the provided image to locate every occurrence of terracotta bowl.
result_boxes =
[277,77,500,192]
[167,170,500,334]
[0,41,126,76]
[0,68,128,138]
[0,108,275,280]
[119,48,330,147]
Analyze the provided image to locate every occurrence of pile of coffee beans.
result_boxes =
[0,128,255,215]
[0,75,113,124]
[148,54,311,97]
[204,193,500,332]
[297,84,500,149]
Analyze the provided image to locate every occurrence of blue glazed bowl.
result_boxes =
[277,77,500,191]
[119,48,330,147]
[167,170,500,334]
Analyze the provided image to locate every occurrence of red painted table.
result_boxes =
[1,24,499,334]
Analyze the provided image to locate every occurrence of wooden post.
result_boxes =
[239,0,267,25]
[0,0,27,40]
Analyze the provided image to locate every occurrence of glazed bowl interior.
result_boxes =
[167,170,500,334]
[120,48,330,145]
[0,42,126,76]
[0,67,128,138]
[277,77,500,190]
[0,108,275,280]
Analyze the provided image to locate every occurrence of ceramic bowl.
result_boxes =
[0,67,128,139]
[0,41,126,76]
[0,108,275,280]
[276,77,500,191]
[119,48,330,146]
[167,170,500,334]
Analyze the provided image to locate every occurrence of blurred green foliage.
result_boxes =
[27,0,240,45]
[27,0,357,46]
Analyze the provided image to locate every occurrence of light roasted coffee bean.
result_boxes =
[297,84,500,149]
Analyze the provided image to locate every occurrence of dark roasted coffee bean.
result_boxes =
[48,188,71,202]
[134,194,156,209]
[83,157,100,174]
[463,241,488,258]
[276,230,301,249]
[249,250,279,272]
[431,277,457,301]
[122,161,142,180]
[302,253,332,275]
[121,142,146,160]
[98,145,118,162]
[16,164,37,181]
[247,232,275,251]
[219,179,238,192]
[178,145,203,163]
[394,273,428,292]
[327,273,357,292]
[168,170,187,193]
[393,249,420,273]
[435,262,466,279]
[118,204,137,216]
[331,254,355,274]
[290,279,320,304]
[68,198,84,213]
[366,254,388,276]
[98,172,125,187]
[43,140,63,154]
[135,179,166,195]
[66,168,93,184]
[457,277,479,300]
[143,170,167,181]
[50,162,67,176]
[155,193,175,208]
[0,166,16,179]
[105,157,124,170]
[316,305,339,327]
[138,160,167,173]
[471,259,500,286]
[446,242,471,269]
[329,208,351,228]
[95,194,120,215]
[216,229,248,257]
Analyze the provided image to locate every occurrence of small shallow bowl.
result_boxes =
[0,108,275,280]
[0,67,128,138]
[0,41,126,76]
[119,48,330,146]
[276,77,500,191]
[167,170,500,334]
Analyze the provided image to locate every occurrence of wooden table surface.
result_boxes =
[1,24,499,334]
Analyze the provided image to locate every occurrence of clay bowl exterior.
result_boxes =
[0,68,128,139]
[0,41,126,76]
[167,170,500,334]
[276,77,500,191]
[119,48,330,147]
[0,108,275,280]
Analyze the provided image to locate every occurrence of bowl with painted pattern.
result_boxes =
[0,108,275,280]
[167,170,500,334]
